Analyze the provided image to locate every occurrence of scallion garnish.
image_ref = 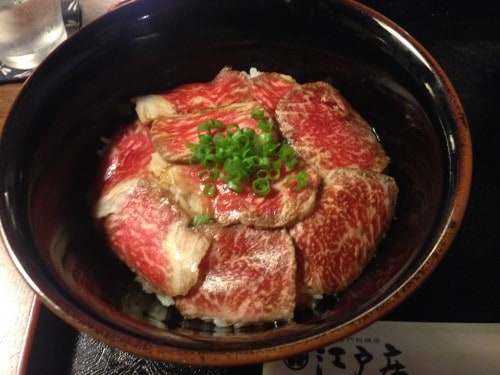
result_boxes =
[252,177,271,196]
[189,214,216,227]
[286,171,308,191]
[186,109,307,197]
[202,184,217,198]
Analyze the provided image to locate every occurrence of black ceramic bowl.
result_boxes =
[0,0,471,365]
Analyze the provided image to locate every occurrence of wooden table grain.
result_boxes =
[0,1,117,373]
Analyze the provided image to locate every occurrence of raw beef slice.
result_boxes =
[94,121,154,199]
[176,225,296,326]
[211,162,320,228]
[157,162,320,228]
[248,70,298,114]
[99,179,210,297]
[93,121,210,297]
[160,66,252,113]
[276,82,390,176]
[291,168,398,296]
[133,67,298,124]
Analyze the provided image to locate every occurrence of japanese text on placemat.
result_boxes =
[282,336,408,374]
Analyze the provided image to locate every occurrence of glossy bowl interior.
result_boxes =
[0,0,471,365]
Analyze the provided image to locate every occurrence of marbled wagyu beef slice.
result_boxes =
[160,67,252,113]
[93,122,210,297]
[276,82,390,177]
[291,168,398,297]
[150,101,271,163]
[134,66,297,123]
[247,70,298,114]
[156,162,321,228]
[176,225,297,326]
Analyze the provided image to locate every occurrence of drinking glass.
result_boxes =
[0,0,67,70]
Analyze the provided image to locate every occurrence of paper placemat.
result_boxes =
[263,321,500,375]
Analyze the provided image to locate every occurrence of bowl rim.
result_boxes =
[0,0,472,365]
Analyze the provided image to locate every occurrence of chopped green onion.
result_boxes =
[252,177,271,196]
[189,214,216,227]
[257,119,273,132]
[186,111,307,197]
[198,169,219,181]
[269,168,281,180]
[227,180,243,193]
[256,169,269,179]
[286,171,308,191]
[199,134,212,145]
[262,142,278,156]
[212,132,226,145]
[259,133,277,149]
[232,131,250,149]
[279,144,298,168]
[197,119,224,136]
[226,123,239,135]
[243,155,259,168]
[242,127,256,138]
[203,184,217,197]
[251,109,265,120]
